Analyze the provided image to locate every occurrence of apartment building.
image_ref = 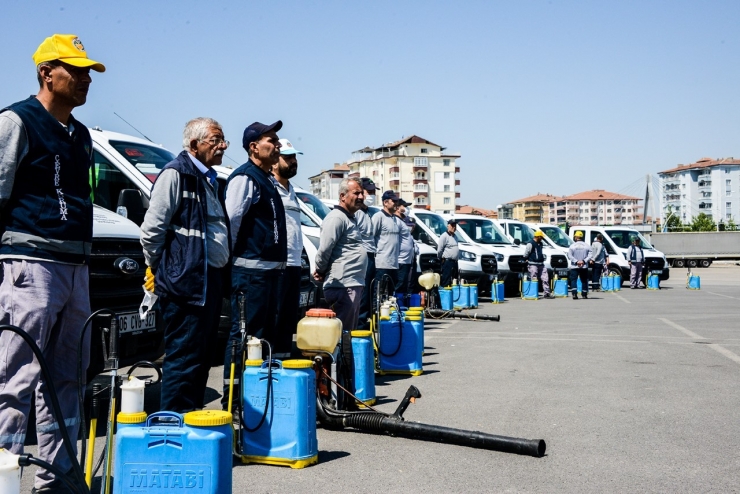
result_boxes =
[658,157,740,224]
[548,190,641,226]
[311,135,460,213]
[496,193,559,223]
[308,164,349,199]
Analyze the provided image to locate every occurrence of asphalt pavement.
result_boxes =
[19,264,740,493]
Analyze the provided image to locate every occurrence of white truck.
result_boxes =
[568,226,670,284]
[647,231,740,268]
[443,213,527,286]
[409,209,498,293]
[493,219,570,277]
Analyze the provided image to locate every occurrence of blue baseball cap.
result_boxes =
[242,120,283,150]
[382,190,399,202]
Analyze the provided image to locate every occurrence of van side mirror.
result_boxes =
[117,189,149,226]
[514,239,521,245]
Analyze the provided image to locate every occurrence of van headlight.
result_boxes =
[459,251,476,261]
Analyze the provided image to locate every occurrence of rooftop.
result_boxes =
[455,205,498,218]
[659,157,740,175]
[562,189,640,201]
[507,192,562,204]
[354,135,444,154]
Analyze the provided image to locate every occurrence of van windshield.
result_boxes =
[606,230,653,249]
[296,191,332,220]
[109,141,176,183]
[415,213,447,237]
[456,219,511,245]
[507,222,534,243]
[540,226,573,248]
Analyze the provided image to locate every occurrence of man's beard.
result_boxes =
[278,165,298,179]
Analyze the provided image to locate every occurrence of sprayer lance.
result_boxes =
[425,309,501,322]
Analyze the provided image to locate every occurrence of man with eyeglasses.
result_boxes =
[221,121,287,413]
[141,117,230,413]
[0,33,105,493]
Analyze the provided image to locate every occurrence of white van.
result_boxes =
[409,209,498,293]
[442,213,527,284]
[567,226,670,284]
[87,205,163,376]
[493,219,570,276]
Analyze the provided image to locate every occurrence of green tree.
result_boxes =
[690,213,716,232]
[726,218,738,231]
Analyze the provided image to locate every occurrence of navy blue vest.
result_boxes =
[227,161,287,267]
[154,151,210,305]
[527,240,545,263]
[0,97,93,264]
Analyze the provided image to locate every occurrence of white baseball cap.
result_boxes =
[279,138,303,155]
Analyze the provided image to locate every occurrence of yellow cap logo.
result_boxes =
[72,37,85,52]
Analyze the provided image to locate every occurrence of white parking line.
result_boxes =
[615,294,631,304]
[659,317,740,367]
[707,291,739,300]
[658,318,705,339]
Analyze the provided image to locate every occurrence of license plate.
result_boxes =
[118,310,156,334]
[299,292,309,307]
[651,270,663,274]
[556,269,569,277]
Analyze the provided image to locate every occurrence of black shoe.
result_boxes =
[582,293,588,299]
[544,293,555,299]
[572,293,578,300]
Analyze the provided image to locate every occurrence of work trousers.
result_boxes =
[591,263,605,289]
[159,266,222,413]
[0,260,90,490]
[568,268,589,294]
[630,262,644,288]
[440,258,458,288]
[324,286,363,334]
[323,286,363,410]
[274,265,302,355]
[357,253,375,329]
[375,268,398,301]
[395,263,414,295]
[527,264,550,295]
[222,267,282,409]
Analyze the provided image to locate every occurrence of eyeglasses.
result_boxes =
[200,138,229,147]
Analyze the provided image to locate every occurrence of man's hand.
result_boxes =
[577,260,584,267]
[313,271,324,282]
[144,266,155,292]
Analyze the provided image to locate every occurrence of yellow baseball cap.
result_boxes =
[534,230,544,238]
[32,34,106,72]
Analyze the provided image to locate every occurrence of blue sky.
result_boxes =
[2,1,738,208]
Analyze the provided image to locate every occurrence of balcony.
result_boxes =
[698,180,712,188]
[455,180,460,186]
[390,172,400,179]
[389,166,399,173]
[389,179,399,186]
[348,172,360,179]
[413,184,428,192]
[455,192,461,198]
[455,167,460,173]
[413,191,428,198]
[412,178,427,185]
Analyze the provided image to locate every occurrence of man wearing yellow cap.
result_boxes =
[0,34,104,493]
[524,230,554,298]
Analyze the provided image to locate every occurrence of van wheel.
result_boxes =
[608,266,623,286]
[673,259,685,268]
[687,259,698,268]
[700,259,711,268]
